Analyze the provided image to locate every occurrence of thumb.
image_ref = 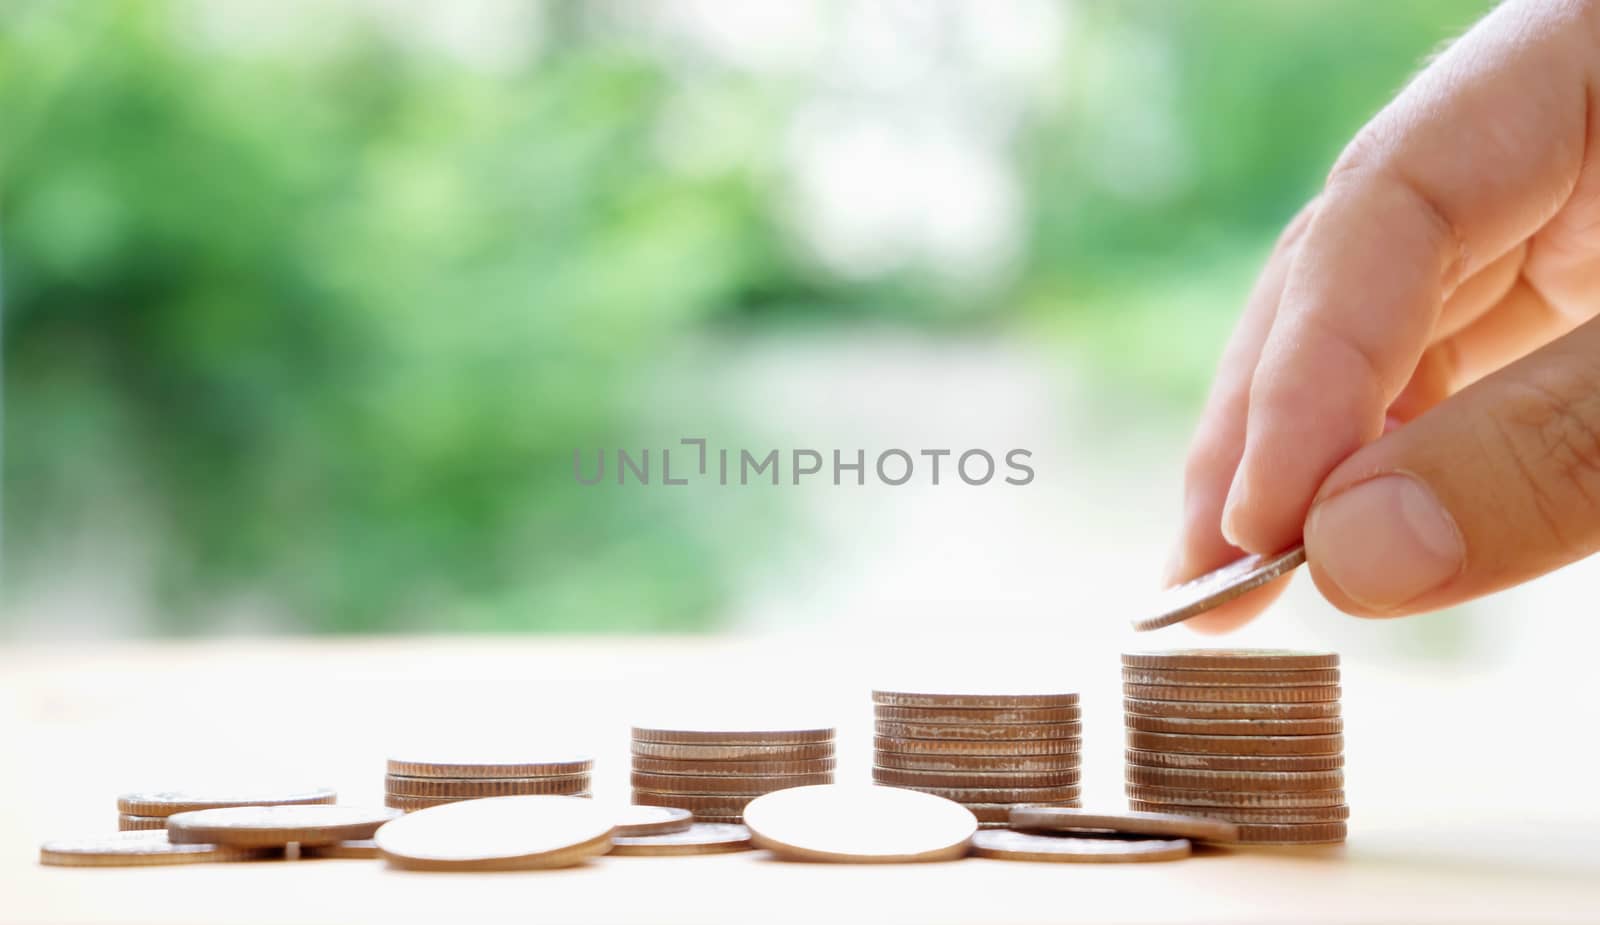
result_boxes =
[1302,312,1600,617]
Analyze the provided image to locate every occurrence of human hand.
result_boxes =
[1169,0,1600,631]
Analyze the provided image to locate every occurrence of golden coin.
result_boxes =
[384,775,590,798]
[874,705,1081,725]
[1124,714,1343,737]
[1125,730,1344,756]
[167,805,400,847]
[1231,821,1348,845]
[629,726,834,746]
[875,736,1082,757]
[1122,649,1339,671]
[117,814,166,832]
[630,742,834,761]
[872,766,1082,789]
[613,805,694,837]
[896,783,1082,803]
[1125,784,1344,808]
[1122,667,1339,687]
[609,823,753,856]
[1124,684,1341,704]
[970,829,1191,863]
[375,795,614,871]
[1130,546,1307,631]
[386,792,592,811]
[116,788,337,818]
[630,792,751,816]
[873,721,1082,742]
[1125,765,1343,792]
[385,756,592,780]
[1124,698,1340,720]
[1008,806,1238,842]
[1126,800,1351,823]
[743,785,976,863]
[965,801,1079,823]
[629,772,831,794]
[1126,748,1343,772]
[688,813,748,824]
[875,752,1082,773]
[39,831,278,867]
[630,756,837,777]
[301,839,379,859]
[872,690,1079,709]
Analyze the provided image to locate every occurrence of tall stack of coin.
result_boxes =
[871,690,1081,827]
[1122,649,1347,846]
[384,757,593,812]
[629,726,836,823]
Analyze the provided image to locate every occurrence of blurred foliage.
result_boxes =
[1,0,1483,633]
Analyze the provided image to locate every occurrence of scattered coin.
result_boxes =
[1131,545,1307,631]
[386,792,592,811]
[875,752,1082,773]
[630,742,834,762]
[629,772,831,794]
[39,831,278,867]
[743,785,976,863]
[117,814,166,832]
[970,829,1191,863]
[965,801,1078,823]
[1127,800,1351,823]
[375,795,614,871]
[873,705,1081,725]
[608,823,754,856]
[630,756,837,777]
[630,727,834,746]
[115,788,337,818]
[384,756,593,780]
[1124,698,1341,720]
[384,775,590,798]
[687,814,748,825]
[872,690,1079,709]
[1126,748,1343,772]
[166,805,400,847]
[301,839,379,859]
[1124,684,1341,704]
[1124,714,1343,737]
[1125,765,1344,792]
[630,792,750,817]
[1122,649,1338,671]
[1008,806,1238,843]
[872,766,1082,789]
[895,784,1082,804]
[1125,784,1345,808]
[1231,821,1349,845]
[1122,668,1340,688]
[873,721,1083,742]
[613,805,694,838]
[1125,730,1344,756]
[874,736,1082,757]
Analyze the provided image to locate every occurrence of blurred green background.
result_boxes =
[0,0,1484,637]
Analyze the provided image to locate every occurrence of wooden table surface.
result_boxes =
[3,636,1597,925]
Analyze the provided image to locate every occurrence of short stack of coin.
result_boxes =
[871,690,1081,827]
[1122,649,1347,846]
[384,757,593,812]
[629,726,836,823]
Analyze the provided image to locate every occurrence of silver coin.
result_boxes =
[1132,545,1306,631]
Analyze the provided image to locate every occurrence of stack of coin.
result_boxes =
[1122,649,1347,846]
[115,788,338,832]
[629,726,836,823]
[384,756,593,812]
[871,689,1081,827]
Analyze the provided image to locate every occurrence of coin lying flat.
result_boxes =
[301,839,379,859]
[874,736,1082,757]
[1126,748,1343,772]
[1125,785,1344,808]
[1132,545,1306,631]
[1123,684,1341,704]
[39,831,278,867]
[630,727,835,746]
[965,801,1079,823]
[1124,698,1341,720]
[1124,714,1343,737]
[1126,766,1344,793]
[1121,668,1340,688]
[897,784,1082,804]
[970,829,1191,863]
[608,823,754,856]
[631,792,750,817]
[376,795,614,871]
[875,752,1082,773]
[873,705,1081,725]
[117,814,166,832]
[630,756,838,777]
[116,788,337,818]
[167,805,401,847]
[384,775,591,798]
[630,772,832,794]
[872,690,1079,709]
[1009,806,1239,842]
[387,792,592,811]
[613,805,694,838]
[872,766,1083,789]
[744,785,976,864]
[1232,821,1348,845]
[688,814,748,825]
[1127,800,1351,823]
[385,756,593,780]
[1125,730,1344,756]
[630,742,834,762]
[1122,649,1338,671]
[873,721,1082,742]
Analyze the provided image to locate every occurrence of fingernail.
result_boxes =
[1307,474,1464,611]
